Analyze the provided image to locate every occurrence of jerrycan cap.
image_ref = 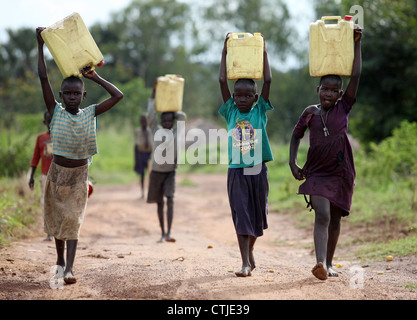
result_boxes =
[344,15,353,21]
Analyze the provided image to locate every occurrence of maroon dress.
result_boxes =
[292,94,356,216]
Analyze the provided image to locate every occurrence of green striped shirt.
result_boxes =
[50,103,98,160]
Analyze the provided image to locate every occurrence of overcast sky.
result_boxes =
[0,0,314,39]
[0,0,314,70]
[0,0,131,41]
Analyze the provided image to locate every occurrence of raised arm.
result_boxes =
[260,38,272,102]
[219,34,231,103]
[344,26,362,100]
[37,27,57,117]
[147,82,158,133]
[82,67,123,116]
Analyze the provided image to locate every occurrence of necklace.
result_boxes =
[319,106,332,137]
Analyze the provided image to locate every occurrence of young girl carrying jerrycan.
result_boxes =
[289,26,362,280]
[37,27,123,284]
[219,33,274,277]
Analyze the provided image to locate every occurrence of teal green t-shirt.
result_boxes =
[219,95,274,168]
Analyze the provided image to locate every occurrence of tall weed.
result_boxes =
[0,175,42,247]
[356,121,417,186]
[0,112,45,177]
[351,121,417,227]
[0,132,32,177]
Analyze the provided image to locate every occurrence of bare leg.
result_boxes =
[63,239,78,284]
[55,238,65,269]
[235,235,253,277]
[327,205,342,277]
[248,235,257,271]
[310,195,331,280]
[157,201,165,242]
[165,196,175,242]
[140,174,145,199]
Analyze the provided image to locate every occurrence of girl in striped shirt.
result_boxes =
[37,27,123,285]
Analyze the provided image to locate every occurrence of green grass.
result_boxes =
[89,124,138,185]
[0,175,42,247]
[349,181,417,227]
[355,234,417,263]
[405,283,417,292]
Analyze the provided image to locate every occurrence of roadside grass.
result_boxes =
[355,234,417,263]
[0,174,42,247]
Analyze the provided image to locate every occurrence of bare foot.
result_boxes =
[235,267,252,277]
[312,262,328,280]
[327,266,339,277]
[165,234,176,242]
[249,253,255,271]
[63,271,77,284]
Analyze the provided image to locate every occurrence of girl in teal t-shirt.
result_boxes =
[219,94,274,169]
[219,33,274,277]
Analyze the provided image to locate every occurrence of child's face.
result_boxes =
[317,78,342,110]
[233,82,258,113]
[161,113,175,129]
[140,116,147,128]
[59,81,86,113]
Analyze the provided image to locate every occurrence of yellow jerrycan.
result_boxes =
[155,74,185,112]
[226,33,264,80]
[309,16,354,77]
[41,12,104,78]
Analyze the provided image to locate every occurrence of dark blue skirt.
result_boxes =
[134,148,151,176]
[227,163,269,237]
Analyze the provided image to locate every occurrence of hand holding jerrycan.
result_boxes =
[309,16,354,77]
[41,12,104,78]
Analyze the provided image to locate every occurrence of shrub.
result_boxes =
[356,120,417,186]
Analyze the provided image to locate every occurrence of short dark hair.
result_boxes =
[320,75,343,89]
[61,76,84,90]
[161,112,175,120]
[234,78,257,93]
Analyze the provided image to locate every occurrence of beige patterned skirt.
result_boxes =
[44,162,89,240]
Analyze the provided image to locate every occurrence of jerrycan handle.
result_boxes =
[321,16,342,24]
[229,32,262,40]
[231,33,249,39]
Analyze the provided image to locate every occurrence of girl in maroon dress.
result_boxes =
[289,27,362,280]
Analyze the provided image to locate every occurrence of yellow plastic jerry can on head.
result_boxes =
[227,32,264,80]
[41,12,104,78]
[309,16,354,77]
[155,74,185,112]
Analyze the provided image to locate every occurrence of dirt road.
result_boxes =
[1,173,416,303]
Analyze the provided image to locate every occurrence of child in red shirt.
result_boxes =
[29,111,53,241]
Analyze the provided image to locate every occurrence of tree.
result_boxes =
[349,0,417,144]
[0,28,46,118]
[202,0,294,65]
[314,0,417,145]
[0,28,37,80]
[90,0,190,87]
